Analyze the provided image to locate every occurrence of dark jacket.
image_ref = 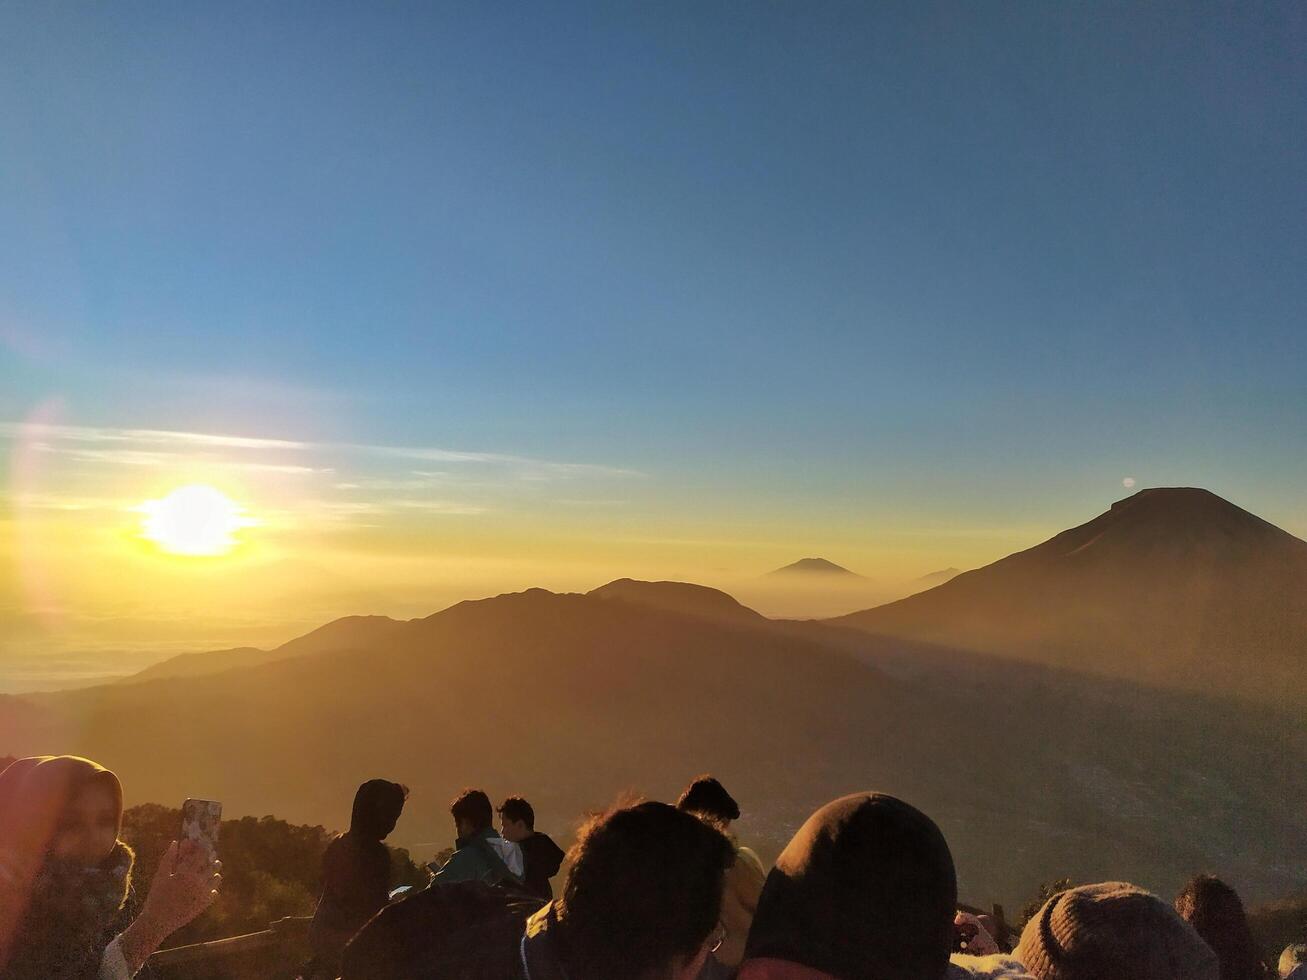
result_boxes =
[341,881,547,980]
[518,832,566,901]
[308,832,391,957]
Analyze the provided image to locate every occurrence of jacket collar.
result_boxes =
[455,825,501,850]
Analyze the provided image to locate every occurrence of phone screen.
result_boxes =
[181,798,222,858]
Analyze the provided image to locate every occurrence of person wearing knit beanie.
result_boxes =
[740,793,958,980]
[1015,881,1219,980]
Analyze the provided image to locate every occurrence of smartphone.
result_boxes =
[180,798,222,859]
[953,920,979,953]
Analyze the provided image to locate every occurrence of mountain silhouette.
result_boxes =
[768,557,861,577]
[588,579,765,626]
[830,488,1307,705]
[122,615,406,684]
[914,568,961,588]
[4,575,1304,908]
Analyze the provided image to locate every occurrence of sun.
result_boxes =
[137,485,257,556]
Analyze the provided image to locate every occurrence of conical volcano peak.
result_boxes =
[1094,487,1298,554]
[1112,486,1238,513]
[768,557,862,577]
[828,488,1307,705]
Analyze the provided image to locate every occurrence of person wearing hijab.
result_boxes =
[738,792,1032,980]
[305,778,409,976]
[0,755,221,980]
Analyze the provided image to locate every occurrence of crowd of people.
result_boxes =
[0,755,1302,980]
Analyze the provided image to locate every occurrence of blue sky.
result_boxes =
[3,1,1306,560]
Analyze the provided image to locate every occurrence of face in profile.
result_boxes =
[500,816,529,843]
[51,779,118,865]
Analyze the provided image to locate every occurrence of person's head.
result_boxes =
[497,796,534,843]
[1016,881,1219,980]
[676,775,740,828]
[553,800,735,980]
[350,779,408,842]
[1279,945,1307,979]
[743,793,957,980]
[0,756,124,868]
[449,788,493,839]
[1174,876,1266,980]
[0,757,132,969]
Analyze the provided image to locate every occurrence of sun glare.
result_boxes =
[137,485,257,556]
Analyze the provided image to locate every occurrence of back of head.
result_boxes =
[1174,876,1266,980]
[1016,881,1219,980]
[743,792,957,980]
[498,796,535,829]
[1282,945,1307,979]
[449,788,493,834]
[351,779,408,841]
[677,775,741,823]
[555,800,735,980]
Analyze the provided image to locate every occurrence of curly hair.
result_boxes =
[555,800,735,980]
[1174,875,1268,980]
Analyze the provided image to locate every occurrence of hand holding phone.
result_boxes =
[180,798,222,861]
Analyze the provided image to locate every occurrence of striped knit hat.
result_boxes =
[1015,882,1218,980]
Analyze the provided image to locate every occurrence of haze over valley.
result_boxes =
[4,488,1304,909]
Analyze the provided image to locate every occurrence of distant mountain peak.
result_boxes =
[917,567,961,582]
[768,558,861,577]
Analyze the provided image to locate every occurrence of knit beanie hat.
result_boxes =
[744,793,957,980]
[1015,882,1219,980]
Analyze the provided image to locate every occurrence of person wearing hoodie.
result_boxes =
[0,755,220,980]
[303,778,409,977]
[738,792,1033,980]
[1015,881,1219,980]
[1175,875,1272,980]
[429,788,525,886]
[498,796,565,901]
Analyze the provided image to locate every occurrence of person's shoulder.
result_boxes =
[534,832,565,855]
[735,844,766,874]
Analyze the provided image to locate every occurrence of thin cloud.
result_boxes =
[1,421,642,481]
[0,421,307,451]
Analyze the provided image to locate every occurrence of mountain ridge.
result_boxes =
[829,487,1307,705]
[3,579,1303,909]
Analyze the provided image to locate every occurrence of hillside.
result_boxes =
[121,615,406,684]
[588,578,765,626]
[3,584,1305,907]
[830,488,1307,706]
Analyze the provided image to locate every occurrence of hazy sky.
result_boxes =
[2,3,1305,685]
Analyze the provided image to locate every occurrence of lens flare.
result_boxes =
[137,485,256,556]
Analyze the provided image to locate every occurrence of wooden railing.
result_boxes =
[144,902,1014,976]
[148,916,312,980]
